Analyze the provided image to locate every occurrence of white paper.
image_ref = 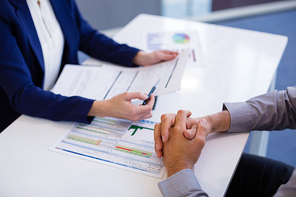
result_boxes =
[50,117,165,178]
[145,31,204,67]
[51,49,189,99]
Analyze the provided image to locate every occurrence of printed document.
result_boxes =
[51,49,189,100]
[50,117,165,178]
[145,31,203,67]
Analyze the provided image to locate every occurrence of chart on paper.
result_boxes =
[50,117,165,178]
[145,31,204,67]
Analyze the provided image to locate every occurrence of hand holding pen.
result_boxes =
[142,79,160,105]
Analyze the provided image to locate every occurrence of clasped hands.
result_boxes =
[154,110,210,177]
[154,110,231,177]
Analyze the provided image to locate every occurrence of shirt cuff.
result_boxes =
[223,102,254,133]
[158,169,208,197]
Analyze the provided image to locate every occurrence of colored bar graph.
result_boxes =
[114,145,152,158]
[68,134,101,146]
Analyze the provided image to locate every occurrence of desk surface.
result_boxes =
[0,14,287,197]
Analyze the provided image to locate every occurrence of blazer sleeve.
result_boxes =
[224,86,296,132]
[0,6,94,124]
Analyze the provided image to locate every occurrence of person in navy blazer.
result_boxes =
[0,0,178,131]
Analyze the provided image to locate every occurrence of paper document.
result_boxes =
[51,49,189,100]
[50,117,165,178]
[145,31,203,67]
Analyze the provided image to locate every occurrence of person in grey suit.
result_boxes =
[154,86,296,197]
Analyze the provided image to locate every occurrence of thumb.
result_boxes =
[184,124,197,140]
[195,118,208,139]
[184,118,208,140]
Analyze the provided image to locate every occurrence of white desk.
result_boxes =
[0,14,287,197]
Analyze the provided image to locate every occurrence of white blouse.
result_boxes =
[27,0,64,91]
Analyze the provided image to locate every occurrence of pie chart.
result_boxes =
[172,33,190,44]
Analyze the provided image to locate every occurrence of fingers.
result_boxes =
[154,110,197,158]
[158,50,179,56]
[186,117,200,130]
[123,92,148,101]
[122,92,155,107]
[129,104,153,121]
[184,118,208,141]
[158,110,191,144]
[145,93,155,107]
[140,50,179,66]
[124,91,154,111]
[174,110,192,129]
[136,93,155,114]
[137,110,153,120]
[192,118,207,150]
[172,110,192,140]
[153,113,176,158]
[157,50,178,61]
[195,118,208,137]
[109,92,154,121]
[154,123,163,158]
[160,113,176,143]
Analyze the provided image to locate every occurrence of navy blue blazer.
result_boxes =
[0,0,139,131]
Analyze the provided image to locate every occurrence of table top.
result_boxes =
[0,14,287,197]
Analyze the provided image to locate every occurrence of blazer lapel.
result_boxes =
[11,0,45,73]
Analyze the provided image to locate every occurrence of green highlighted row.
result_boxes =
[68,134,101,146]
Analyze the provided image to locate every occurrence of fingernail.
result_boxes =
[156,143,160,150]
[162,135,166,142]
[187,131,192,138]
[143,93,148,99]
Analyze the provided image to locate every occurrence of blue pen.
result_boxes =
[142,79,160,105]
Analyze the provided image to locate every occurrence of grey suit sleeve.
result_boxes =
[158,169,209,197]
[224,86,296,132]
[224,86,296,197]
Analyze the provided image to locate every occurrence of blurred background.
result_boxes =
[76,0,296,167]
